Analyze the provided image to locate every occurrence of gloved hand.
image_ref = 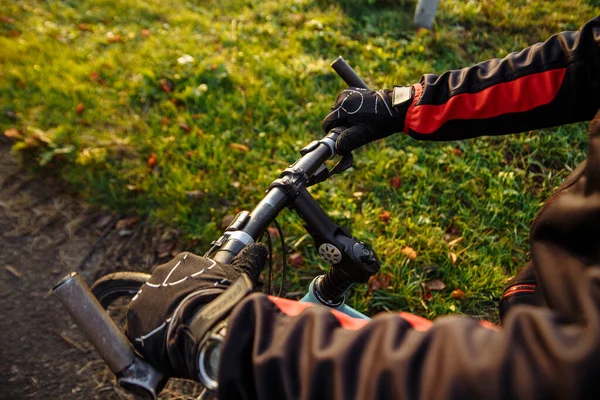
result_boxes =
[126,244,267,388]
[321,86,414,154]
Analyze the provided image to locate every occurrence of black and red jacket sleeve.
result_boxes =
[217,109,600,399]
[404,16,600,141]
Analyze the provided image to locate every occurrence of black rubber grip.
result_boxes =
[331,56,370,90]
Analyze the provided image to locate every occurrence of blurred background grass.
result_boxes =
[1,0,598,320]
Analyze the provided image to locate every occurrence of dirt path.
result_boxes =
[0,142,202,399]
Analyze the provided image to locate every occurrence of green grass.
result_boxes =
[1,0,597,320]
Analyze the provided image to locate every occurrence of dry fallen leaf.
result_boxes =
[267,227,279,237]
[378,210,391,224]
[449,252,458,265]
[451,289,466,300]
[390,175,401,189]
[160,79,174,93]
[367,272,393,295]
[423,279,446,291]
[140,29,151,38]
[452,147,462,156]
[75,103,85,114]
[401,246,417,260]
[185,190,204,200]
[3,128,22,139]
[77,23,90,31]
[447,237,464,247]
[179,122,191,132]
[126,184,142,192]
[5,265,23,280]
[107,34,123,43]
[160,117,171,126]
[115,217,137,229]
[230,143,250,152]
[289,252,305,267]
[147,153,157,168]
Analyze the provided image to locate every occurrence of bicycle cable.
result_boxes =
[272,218,287,297]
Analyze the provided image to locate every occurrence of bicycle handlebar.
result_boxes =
[208,57,380,304]
[54,56,379,399]
[331,56,370,89]
[54,272,167,398]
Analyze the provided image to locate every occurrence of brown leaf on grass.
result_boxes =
[185,150,198,158]
[390,175,401,189]
[126,184,142,192]
[115,217,137,229]
[451,289,466,300]
[147,153,157,168]
[267,227,279,237]
[367,272,393,295]
[447,236,464,247]
[3,128,22,139]
[401,246,417,260]
[423,279,446,291]
[5,265,23,280]
[89,71,99,82]
[230,143,249,152]
[196,128,204,137]
[107,34,123,43]
[77,23,91,31]
[179,123,191,132]
[160,79,174,93]
[185,190,204,200]
[140,29,151,38]
[75,103,85,114]
[192,114,202,119]
[0,16,16,24]
[449,252,458,265]
[378,210,391,224]
[8,29,20,37]
[160,117,171,126]
[289,253,305,267]
[452,147,462,156]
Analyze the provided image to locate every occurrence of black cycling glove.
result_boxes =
[322,87,413,154]
[126,244,267,385]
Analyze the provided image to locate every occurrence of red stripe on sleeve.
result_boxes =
[397,312,433,331]
[268,297,499,332]
[408,68,567,135]
[268,296,369,330]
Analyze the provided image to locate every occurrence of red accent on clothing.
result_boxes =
[398,312,433,331]
[502,284,537,299]
[268,297,369,330]
[268,297,499,332]
[478,320,500,331]
[408,68,567,135]
[404,83,423,134]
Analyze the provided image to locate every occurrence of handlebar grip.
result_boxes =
[54,272,135,373]
[54,272,167,398]
[331,56,370,90]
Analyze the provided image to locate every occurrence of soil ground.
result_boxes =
[0,141,202,399]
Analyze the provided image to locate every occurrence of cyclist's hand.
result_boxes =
[322,86,413,154]
[126,244,267,385]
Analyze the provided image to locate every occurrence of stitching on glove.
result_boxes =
[145,253,218,288]
[376,90,393,116]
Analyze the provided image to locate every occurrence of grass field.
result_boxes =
[1,0,598,320]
